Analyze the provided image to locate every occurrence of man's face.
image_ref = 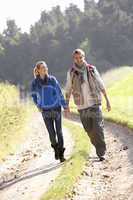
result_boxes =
[73,53,85,66]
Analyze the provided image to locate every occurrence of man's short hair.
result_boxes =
[72,49,85,57]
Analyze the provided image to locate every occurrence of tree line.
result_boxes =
[0,0,133,87]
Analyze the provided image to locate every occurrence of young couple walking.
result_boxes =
[31,49,111,163]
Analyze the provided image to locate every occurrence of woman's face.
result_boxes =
[38,64,48,76]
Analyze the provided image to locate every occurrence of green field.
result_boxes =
[103,69,133,129]
[0,83,32,161]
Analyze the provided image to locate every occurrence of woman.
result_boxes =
[31,61,68,162]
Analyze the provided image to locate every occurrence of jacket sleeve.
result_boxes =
[54,78,68,109]
[93,66,106,91]
[30,80,38,106]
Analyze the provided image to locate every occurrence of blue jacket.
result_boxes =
[31,75,68,110]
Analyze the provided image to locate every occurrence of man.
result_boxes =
[65,49,111,161]
[31,61,69,162]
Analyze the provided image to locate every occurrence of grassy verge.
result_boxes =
[69,66,133,130]
[101,66,133,88]
[41,118,91,200]
[0,83,33,161]
[102,71,133,129]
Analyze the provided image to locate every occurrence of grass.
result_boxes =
[41,118,91,200]
[0,83,33,161]
[102,71,133,129]
[69,66,133,130]
[101,66,133,88]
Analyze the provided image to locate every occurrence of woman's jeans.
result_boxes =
[41,106,64,149]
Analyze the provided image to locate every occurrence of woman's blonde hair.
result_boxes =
[33,61,48,78]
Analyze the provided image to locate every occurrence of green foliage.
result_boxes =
[0,1,133,85]
[80,38,91,55]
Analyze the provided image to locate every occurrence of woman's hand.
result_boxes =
[37,106,43,112]
[64,107,70,118]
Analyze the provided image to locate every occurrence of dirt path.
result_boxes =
[67,119,133,200]
[0,112,133,200]
[0,111,74,200]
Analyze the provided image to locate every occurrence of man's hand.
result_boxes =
[106,100,111,112]
[64,107,70,118]
[101,89,111,112]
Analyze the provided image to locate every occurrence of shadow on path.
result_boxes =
[0,162,63,190]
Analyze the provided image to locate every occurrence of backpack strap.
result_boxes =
[70,67,77,85]
[86,63,95,78]
[86,63,95,72]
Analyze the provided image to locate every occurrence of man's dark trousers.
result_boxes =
[78,105,106,158]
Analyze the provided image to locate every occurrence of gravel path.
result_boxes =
[0,111,74,200]
[1,111,133,200]
[67,119,133,200]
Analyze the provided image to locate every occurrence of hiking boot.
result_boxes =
[96,149,106,162]
[59,147,66,163]
[99,156,105,161]
[51,144,59,160]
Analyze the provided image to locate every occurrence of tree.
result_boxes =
[3,20,21,46]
